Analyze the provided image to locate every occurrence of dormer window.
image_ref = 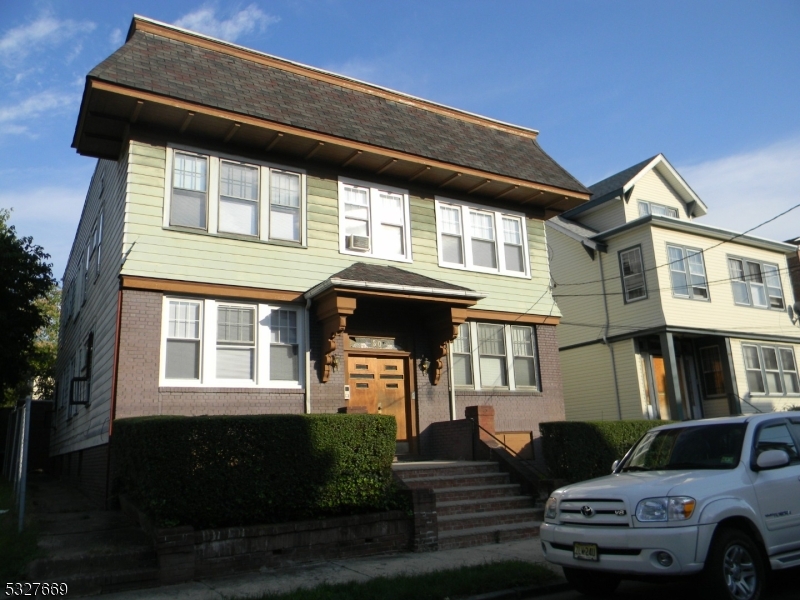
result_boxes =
[638,201,678,218]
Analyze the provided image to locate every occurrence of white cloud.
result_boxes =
[0,90,81,135]
[174,4,279,42]
[109,28,124,48]
[0,14,95,67]
[680,137,800,242]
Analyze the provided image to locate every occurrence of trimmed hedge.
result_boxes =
[113,414,405,528]
[540,420,672,483]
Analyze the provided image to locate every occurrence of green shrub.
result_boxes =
[113,414,405,529]
[540,420,672,483]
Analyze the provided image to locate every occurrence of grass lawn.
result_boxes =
[0,479,39,581]
[249,560,559,600]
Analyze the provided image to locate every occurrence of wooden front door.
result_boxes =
[347,355,410,453]
[652,356,670,420]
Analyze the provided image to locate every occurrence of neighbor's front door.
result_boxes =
[347,355,410,453]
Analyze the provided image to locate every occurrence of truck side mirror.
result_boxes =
[755,449,790,470]
[612,460,620,472]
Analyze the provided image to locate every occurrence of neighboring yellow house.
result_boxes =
[547,154,800,421]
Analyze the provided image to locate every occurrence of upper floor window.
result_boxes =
[452,322,539,391]
[161,297,303,387]
[742,344,799,396]
[618,246,647,303]
[165,147,305,245]
[728,257,784,310]
[338,178,411,261]
[667,244,708,300]
[435,198,529,277]
[638,201,678,218]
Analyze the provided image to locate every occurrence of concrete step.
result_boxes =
[438,508,543,532]
[393,461,499,479]
[36,510,136,535]
[438,521,542,550]
[436,495,535,517]
[433,483,522,502]
[400,471,510,489]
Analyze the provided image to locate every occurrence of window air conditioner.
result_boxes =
[347,235,370,251]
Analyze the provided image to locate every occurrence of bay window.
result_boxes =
[618,246,647,303]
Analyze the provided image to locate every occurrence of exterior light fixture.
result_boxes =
[420,355,430,375]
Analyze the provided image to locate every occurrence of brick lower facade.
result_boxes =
[51,443,110,507]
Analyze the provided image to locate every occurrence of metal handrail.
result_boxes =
[467,417,549,479]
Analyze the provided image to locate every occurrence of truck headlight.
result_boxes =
[545,497,558,520]
[635,497,696,522]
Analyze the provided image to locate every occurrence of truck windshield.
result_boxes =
[621,423,746,471]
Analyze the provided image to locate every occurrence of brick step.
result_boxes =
[438,508,543,532]
[393,461,499,479]
[438,521,542,550]
[27,546,158,580]
[50,566,161,597]
[433,483,522,502]
[399,472,509,489]
[436,495,535,516]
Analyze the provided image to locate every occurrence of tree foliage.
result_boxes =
[0,209,57,405]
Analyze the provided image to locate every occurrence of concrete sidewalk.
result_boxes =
[97,538,564,599]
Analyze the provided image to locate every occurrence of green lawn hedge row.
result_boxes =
[113,414,404,529]
[540,420,672,483]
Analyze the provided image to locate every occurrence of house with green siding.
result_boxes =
[55,15,589,504]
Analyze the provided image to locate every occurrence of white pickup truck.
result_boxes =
[540,412,800,600]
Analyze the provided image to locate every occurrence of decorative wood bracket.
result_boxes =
[428,307,468,385]
[315,292,357,383]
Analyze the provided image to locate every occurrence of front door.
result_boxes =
[651,356,671,420]
[346,355,410,454]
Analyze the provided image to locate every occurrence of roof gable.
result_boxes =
[564,154,707,220]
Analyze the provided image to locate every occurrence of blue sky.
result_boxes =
[1,1,799,280]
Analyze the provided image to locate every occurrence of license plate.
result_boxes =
[573,542,599,561]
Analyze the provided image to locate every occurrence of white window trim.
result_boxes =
[163,144,307,246]
[434,197,531,278]
[337,176,413,262]
[727,255,785,311]
[454,321,539,391]
[159,296,304,388]
[618,245,647,303]
[741,344,800,397]
[638,200,679,218]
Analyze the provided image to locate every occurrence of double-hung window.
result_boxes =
[667,244,708,300]
[452,322,539,390]
[742,344,800,396]
[638,201,679,218]
[161,297,304,387]
[618,246,647,303]
[166,147,305,244]
[435,198,529,277]
[728,257,784,309]
[338,178,411,261]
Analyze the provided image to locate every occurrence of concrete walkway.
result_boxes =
[97,538,564,599]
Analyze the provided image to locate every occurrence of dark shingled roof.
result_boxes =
[88,28,588,194]
[561,155,657,219]
[329,263,472,292]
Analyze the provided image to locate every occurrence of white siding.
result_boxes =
[577,200,628,232]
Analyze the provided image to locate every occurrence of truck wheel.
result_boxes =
[562,567,621,597]
[704,528,765,600]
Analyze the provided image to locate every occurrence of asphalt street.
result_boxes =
[534,567,799,599]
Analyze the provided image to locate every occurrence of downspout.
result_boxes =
[447,341,457,420]
[304,297,312,414]
[598,252,623,420]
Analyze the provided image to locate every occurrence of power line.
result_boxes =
[551,202,800,288]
